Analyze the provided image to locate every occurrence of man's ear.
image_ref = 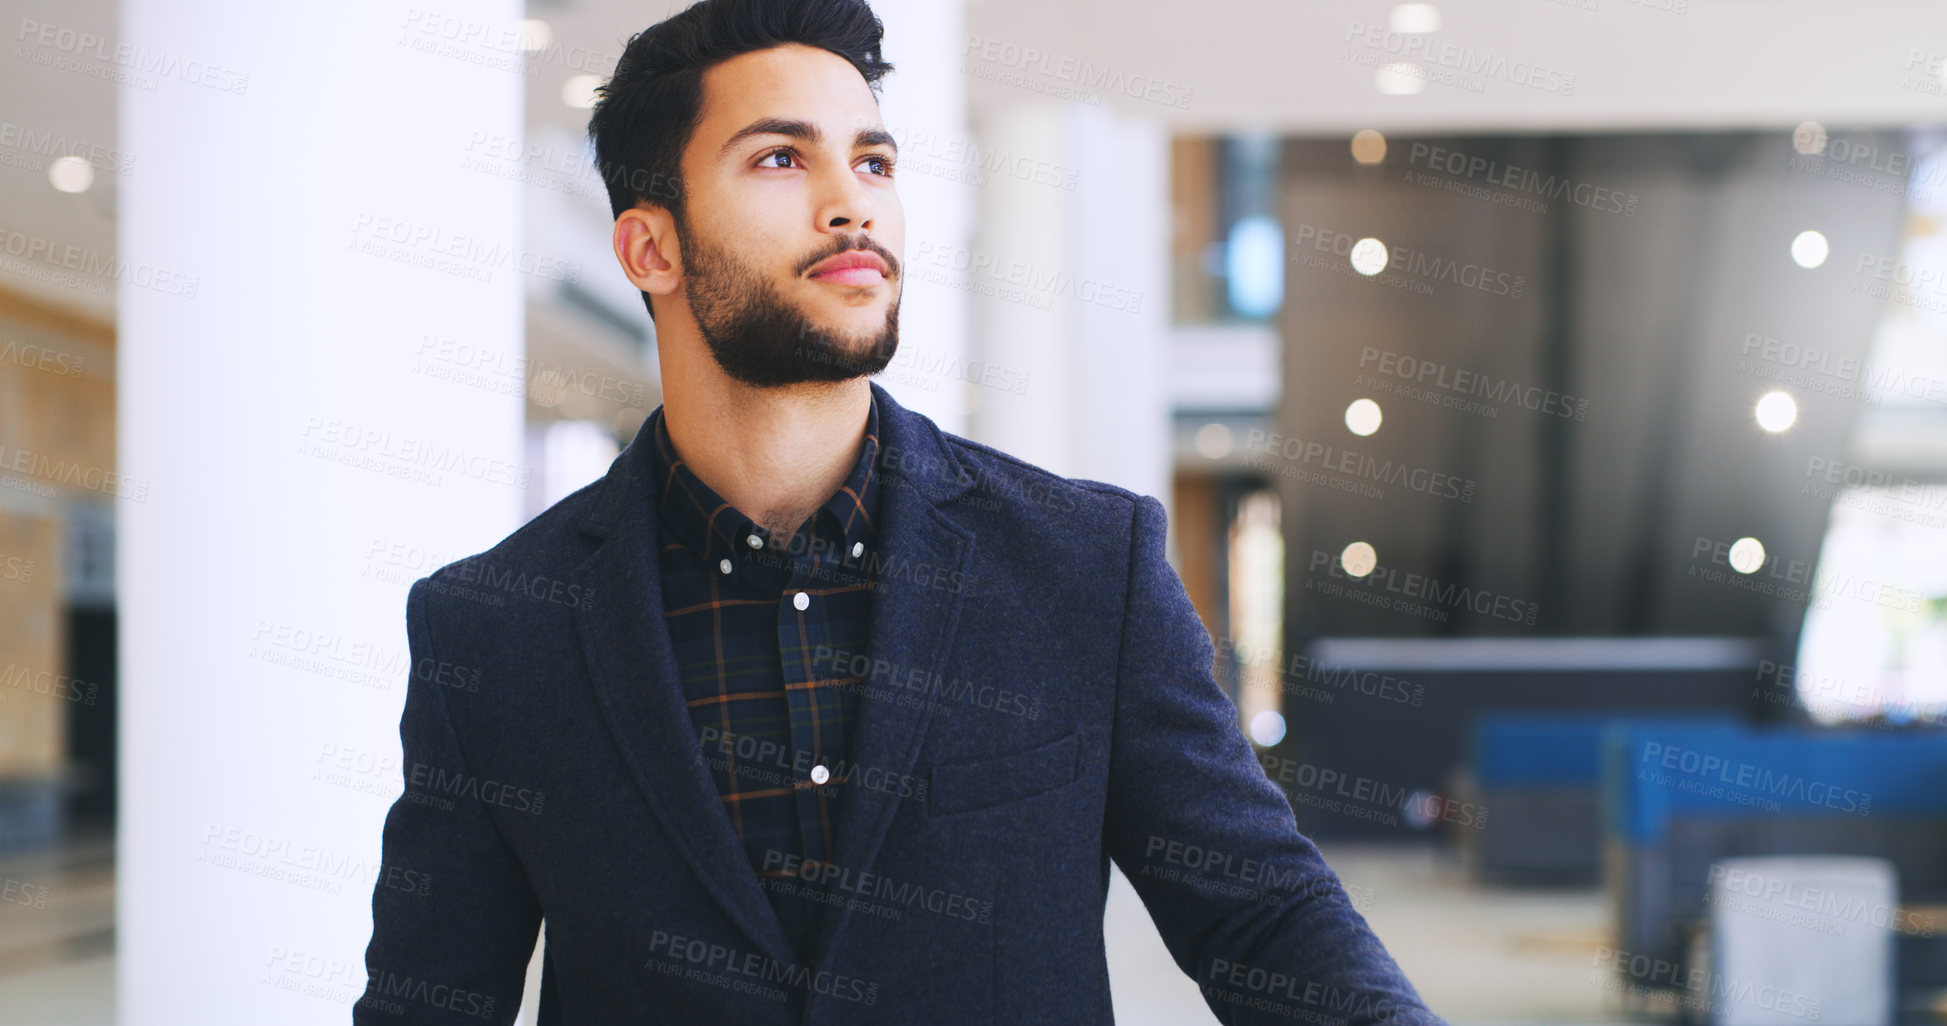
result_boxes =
[613,202,681,299]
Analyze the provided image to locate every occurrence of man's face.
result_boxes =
[673,42,904,388]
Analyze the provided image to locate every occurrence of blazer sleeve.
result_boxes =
[1101,494,1446,1026]
[355,577,541,1025]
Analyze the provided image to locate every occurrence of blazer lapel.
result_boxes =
[810,382,977,962]
[569,432,797,967]
[566,382,978,973]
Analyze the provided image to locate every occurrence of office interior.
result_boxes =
[3,0,1947,1022]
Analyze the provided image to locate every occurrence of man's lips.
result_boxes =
[812,266,887,286]
[808,251,890,286]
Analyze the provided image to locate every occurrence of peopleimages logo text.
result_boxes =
[1292,223,1526,299]
[1406,143,1638,217]
[1358,347,1587,419]
[1341,22,1576,95]
[1308,550,1539,626]
[1640,741,1871,814]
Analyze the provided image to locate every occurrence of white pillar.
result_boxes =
[1069,105,1171,505]
[872,0,974,436]
[968,101,1075,472]
[969,100,1171,503]
[118,2,526,1022]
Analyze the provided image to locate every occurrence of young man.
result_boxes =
[358,1,1444,1023]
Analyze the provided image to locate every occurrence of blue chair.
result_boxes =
[1465,711,1741,882]
[1602,724,1947,999]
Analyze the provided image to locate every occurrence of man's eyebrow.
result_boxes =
[717,117,900,159]
[857,126,898,157]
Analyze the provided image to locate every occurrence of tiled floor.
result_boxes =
[1318,843,1625,1025]
[1104,843,1628,1026]
[0,830,116,1026]
[0,835,1628,1025]
[0,957,114,1026]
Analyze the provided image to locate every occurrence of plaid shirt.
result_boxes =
[647,396,883,963]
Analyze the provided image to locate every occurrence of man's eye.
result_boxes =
[758,149,893,177]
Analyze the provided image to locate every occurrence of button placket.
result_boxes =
[785,534,833,863]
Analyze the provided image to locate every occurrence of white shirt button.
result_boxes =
[810,764,831,785]
[746,534,763,549]
[851,542,864,558]
[718,558,732,575]
[793,591,810,611]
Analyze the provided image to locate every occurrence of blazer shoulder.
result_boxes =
[934,428,1150,526]
[411,472,610,619]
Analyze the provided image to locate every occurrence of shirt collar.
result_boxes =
[648,393,883,573]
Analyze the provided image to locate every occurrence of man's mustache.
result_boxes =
[801,235,899,278]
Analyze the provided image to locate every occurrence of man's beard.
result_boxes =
[677,218,900,389]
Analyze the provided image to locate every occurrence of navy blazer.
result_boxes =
[357,381,1442,1026]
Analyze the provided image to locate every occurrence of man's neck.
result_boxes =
[659,370,872,542]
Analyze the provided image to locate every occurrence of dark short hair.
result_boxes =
[587,0,896,321]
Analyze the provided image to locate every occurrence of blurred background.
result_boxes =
[4,0,1947,1022]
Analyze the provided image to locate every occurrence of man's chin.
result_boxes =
[801,294,891,326]
[812,329,893,356]
[795,309,897,354]
[803,338,897,378]
[751,319,889,386]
